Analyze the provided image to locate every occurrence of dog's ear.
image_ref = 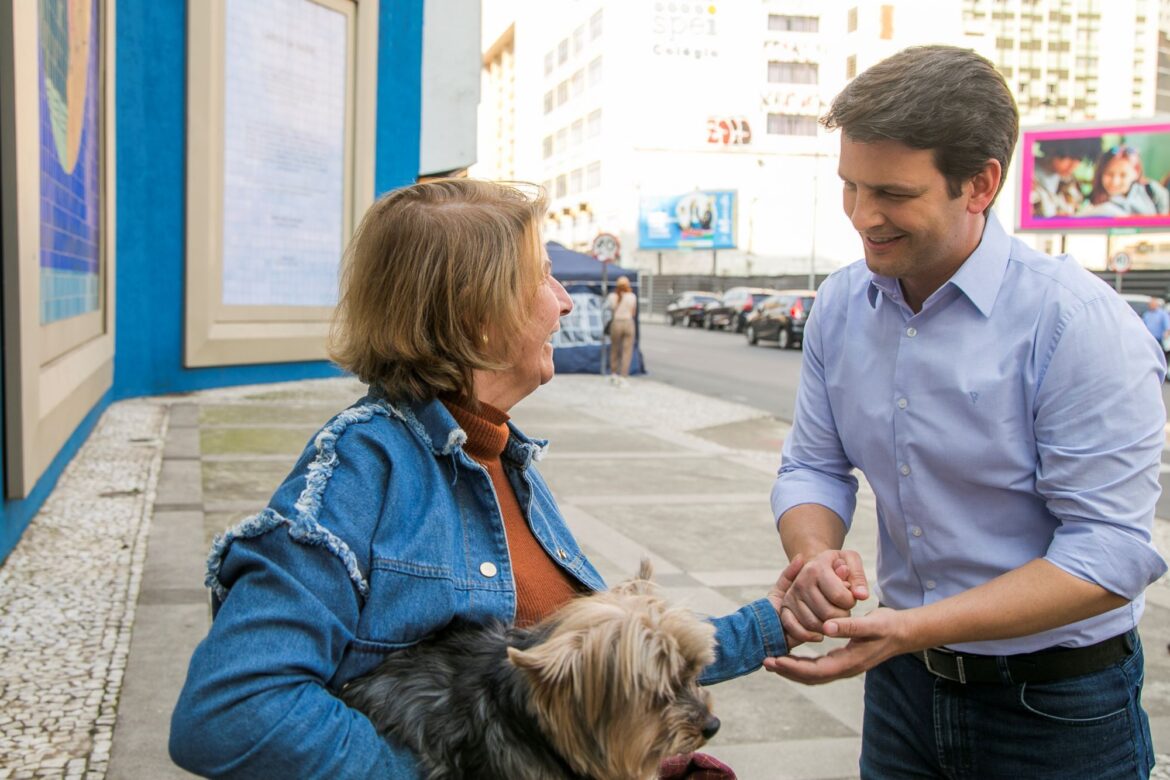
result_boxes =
[507,641,576,684]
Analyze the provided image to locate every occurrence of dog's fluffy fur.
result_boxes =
[341,561,720,780]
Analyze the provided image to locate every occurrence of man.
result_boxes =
[766,46,1166,778]
[1029,138,1096,218]
[1143,296,1170,354]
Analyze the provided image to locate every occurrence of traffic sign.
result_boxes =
[591,232,620,263]
[1110,252,1131,274]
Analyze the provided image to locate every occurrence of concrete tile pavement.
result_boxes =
[2,373,1169,779]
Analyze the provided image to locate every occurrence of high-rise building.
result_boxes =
[477,0,1170,276]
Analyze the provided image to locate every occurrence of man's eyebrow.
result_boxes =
[841,176,927,196]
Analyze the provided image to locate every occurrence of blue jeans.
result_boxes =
[860,634,1154,779]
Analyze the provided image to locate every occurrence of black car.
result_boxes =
[744,290,816,349]
[703,287,784,332]
[666,291,721,327]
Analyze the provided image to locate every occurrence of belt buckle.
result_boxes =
[923,647,967,684]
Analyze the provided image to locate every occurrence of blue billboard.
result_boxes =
[638,190,737,249]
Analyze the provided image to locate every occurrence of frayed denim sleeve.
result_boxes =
[698,598,786,685]
[171,403,423,778]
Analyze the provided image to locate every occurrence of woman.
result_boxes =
[605,275,638,385]
[1081,145,1170,216]
[169,179,796,778]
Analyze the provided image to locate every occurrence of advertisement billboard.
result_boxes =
[1018,120,1170,232]
[638,190,737,249]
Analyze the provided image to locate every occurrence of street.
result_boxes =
[637,319,1170,519]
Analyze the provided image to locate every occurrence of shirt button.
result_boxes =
[925,580,936,590]
[906,327,918,337]
[911,526,923,537]
[897,398,908,409]
[900,464,911,476]
[479,562,498,578]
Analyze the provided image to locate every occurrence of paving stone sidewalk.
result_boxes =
[2,374,1170,779]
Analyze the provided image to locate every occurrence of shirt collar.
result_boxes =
[866,211,1010,318]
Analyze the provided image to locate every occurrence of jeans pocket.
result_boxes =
[1018,665,1130,725]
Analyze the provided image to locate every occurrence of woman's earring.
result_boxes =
[481,333,489,344]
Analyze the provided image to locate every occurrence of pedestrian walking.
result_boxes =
[766,45,1167,779]
[606,275,638,385]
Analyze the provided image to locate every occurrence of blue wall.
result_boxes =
[1,0,425,564]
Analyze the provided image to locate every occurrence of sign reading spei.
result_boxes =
[638,190,737,250]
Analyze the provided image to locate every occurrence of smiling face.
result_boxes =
[839,135,996,311]
[1100,155,1139,198]
[475,239,573,411]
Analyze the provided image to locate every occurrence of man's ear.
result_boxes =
[967,159,1003,214]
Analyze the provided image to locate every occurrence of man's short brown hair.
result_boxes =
[330,179,548,403]
[821,45,1019,206]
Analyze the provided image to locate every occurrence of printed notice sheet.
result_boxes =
[221,0,347,307]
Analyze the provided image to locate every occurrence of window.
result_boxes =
[556,174,568,198]
[880,4,893,39]
[542,135,553,159]
[590,10,603,40]
[588,56,603,87]
[846,54,857,80]
[555,128,568,154]
[543,90,554,114]
[587,109,602,137]
[557,80,569,105]
[544,50,554,75]
[558,38,569,64]
[570,168,583,194]
[586,160,601,189]
[571,69,585,98]
[573,24,585,54]
[767,113,818,136]
[847,7,857,32]
[571,118,584,146]
[768,61,818,84]
[768,14,818,32]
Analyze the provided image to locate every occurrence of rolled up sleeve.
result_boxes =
[771,300,859,529]
[1036,295,1168,599]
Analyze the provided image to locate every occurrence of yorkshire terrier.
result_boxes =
[341,561,721,780]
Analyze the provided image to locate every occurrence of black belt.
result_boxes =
[914,632,1134,684]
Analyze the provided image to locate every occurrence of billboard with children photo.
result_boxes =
[1018,120,1170,232]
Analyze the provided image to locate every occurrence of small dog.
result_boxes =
[341,561,721,780]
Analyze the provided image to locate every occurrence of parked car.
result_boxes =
[703,287,784,332]
[744,290,817,349]
[666,291,721,327]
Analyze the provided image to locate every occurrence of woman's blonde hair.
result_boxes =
[614,276,632,294]
[329,179,547,403]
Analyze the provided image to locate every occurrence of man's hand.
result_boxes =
[779,549,868,645]
[764,606,906,684]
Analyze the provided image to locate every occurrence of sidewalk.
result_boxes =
[2,374,1170,779]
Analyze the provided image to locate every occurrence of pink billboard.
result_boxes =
[1017,120,1170,232]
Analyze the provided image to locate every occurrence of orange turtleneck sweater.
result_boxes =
[442,397,583,626]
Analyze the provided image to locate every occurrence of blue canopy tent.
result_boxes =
[546,241,646,375]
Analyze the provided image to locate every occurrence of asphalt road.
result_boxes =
[637,319,1170,519]
[639,320,805,421]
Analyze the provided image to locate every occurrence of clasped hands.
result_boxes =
[764,550,902,684]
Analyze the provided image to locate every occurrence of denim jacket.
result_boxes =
[169,394,785,779]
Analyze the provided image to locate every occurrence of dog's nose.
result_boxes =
[701,715,720,740]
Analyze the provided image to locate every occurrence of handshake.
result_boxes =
[761,550,898,685]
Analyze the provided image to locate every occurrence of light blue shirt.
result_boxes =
[771,212,1167,654]
[1142,306,1170,344]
